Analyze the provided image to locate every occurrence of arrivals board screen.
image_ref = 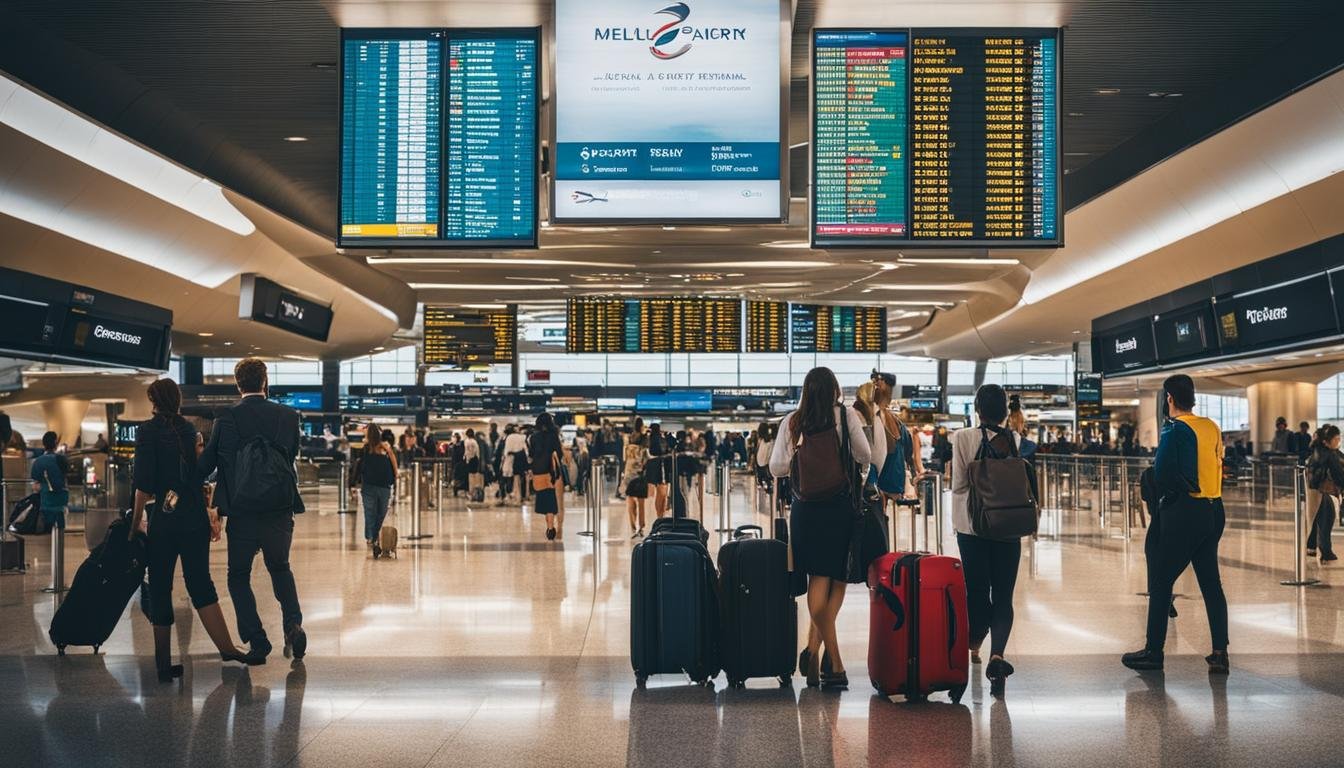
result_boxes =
[552,0,786,222]
[747,300,788,353]
[789,304,887,353]
[422,305,518,367]
[566,298,742,353]
[811,28,1061,248]
[339,28,539,248]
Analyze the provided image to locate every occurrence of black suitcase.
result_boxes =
[49,515,147,654]
[631,531,720,685]
[718,525,797,687]
[649,516,709,545]
[1,536,23,572]
[9,493,51,536]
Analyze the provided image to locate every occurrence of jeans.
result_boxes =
[956,533,1022,657]
[1314,494,1338,558]
[147,519,218,626]
[362,485,392,542]
[1145,497,1228,652]
[227,513,302,646]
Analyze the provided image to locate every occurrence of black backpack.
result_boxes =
[230,408,298,515]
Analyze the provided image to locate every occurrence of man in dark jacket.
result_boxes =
[198,358,306,661]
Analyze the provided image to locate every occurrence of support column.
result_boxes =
[40,398,90,447]
[1136,388,1163,450]
[972,360,988,390]
[321,359,340,414]
[1248,381,1318,453]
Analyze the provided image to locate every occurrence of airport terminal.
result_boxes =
[1,0,1344,765]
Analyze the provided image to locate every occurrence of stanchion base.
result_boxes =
[404,535,434,541]
[336,510,355,515]
[1280,579,1324,587]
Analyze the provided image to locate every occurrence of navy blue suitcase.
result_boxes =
[631,531,720,685]
[49,515,147,654]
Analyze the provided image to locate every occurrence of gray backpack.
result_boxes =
[966,427,1038,540]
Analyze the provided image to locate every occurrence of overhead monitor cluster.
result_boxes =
[338,17,1061,249]
[422,305,518,367]
[566,298,887,354]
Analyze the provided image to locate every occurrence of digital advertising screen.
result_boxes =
[1097,320,1157,375]
[339,28,539,248]
[553,0,785,222]
[811,28,1061,248]
[1215,273,1338,353]
[1152,301,1218,364]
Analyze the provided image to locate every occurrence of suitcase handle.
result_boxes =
[945,586,957,652]
[876,584,906,631]
[733,524,763,539]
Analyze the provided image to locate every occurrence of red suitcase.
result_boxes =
[868,551,969,702]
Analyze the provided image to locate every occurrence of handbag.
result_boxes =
[840,408,890,583]
[532,453,558,492]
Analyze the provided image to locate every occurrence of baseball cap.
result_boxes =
[870,369,895,387]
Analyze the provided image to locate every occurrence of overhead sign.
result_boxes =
[1097,320,1157,375]
[1152,300,1217,364]
[553,0,785,222]
[239,274,333,342]
[423,305,517,367]
[1216,273,1337,352]
[0,267,172,371]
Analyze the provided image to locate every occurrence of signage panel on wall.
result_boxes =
[811,28,1061,248]
[339,28,540,248]
[1097,320,1157,375]
[1152,301,1217,364]
[1215,273,1338,352]
[553,0,785,222]
[239,275,333,342]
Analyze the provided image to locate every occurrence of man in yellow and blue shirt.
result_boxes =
[1123,374,1230,674]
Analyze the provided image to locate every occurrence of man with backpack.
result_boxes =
[198,358,307,662]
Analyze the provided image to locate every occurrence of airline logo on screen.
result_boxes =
[94,324,143,347]
[593,3,747,60]
[1114,337,1138,354]
[1245,305,1289,325]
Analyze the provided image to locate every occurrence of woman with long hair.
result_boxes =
[1306,424,1344,562]
[624,426,650,537]
[646,423,673,518]
[768,367,875,689]
[134,378,259,681]
[357,423,399,557]
[529,412,565,540]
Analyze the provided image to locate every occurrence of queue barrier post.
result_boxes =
[578,460,597,538]
[43,517,67,593]
[717,462,732,538]
[931,473,945,555]
[406,461,433,542]
[337,461,352,515]
[1282,465,1321,587]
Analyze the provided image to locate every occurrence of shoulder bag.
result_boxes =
[842,407,890,584]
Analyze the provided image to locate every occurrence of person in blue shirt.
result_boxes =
[30,431,69,529]
[1122,374,1230,674]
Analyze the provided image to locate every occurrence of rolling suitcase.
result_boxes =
[868,551,969,702]
[1,536,23,572]
[631,531,720,685]
[469,472,485,502]
[718,525,796,687]
[378,525,398,558]
[49,514,147,654]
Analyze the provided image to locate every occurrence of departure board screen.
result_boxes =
[811,28,1060,248]
[567,298,742,353]
[747,300,788,353]
[813,31,909,242]
[339,28,539,248]
[790,304,887,353]
[423,305,517,367]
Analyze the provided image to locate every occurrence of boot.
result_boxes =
[153,625,184,683]
[198,602,264,666]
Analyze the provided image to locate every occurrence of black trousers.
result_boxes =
[1145,497,1228,652]
[1314,495,1337,558]
[226,513,302,645]
[956,533,1022,657]
[147,518,218,626]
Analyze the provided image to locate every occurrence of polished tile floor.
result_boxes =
[2,473,1343,767]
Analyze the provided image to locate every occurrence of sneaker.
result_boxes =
[1307,549,1317,557]
[1205,651,1230,674]
[1323,553,1338,562]
[1121,648,1164,671]
[371,540,382,559]
[283,625,307,661]
[249,637,273,660]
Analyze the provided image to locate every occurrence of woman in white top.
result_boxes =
[949,383,1024,689]
[769,367,880,690]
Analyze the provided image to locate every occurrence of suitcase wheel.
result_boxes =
[92,644,101,655]
[728,679,744,689]
[949,684,967,704]
[778,675,792,688]
[635,674,648,688]
[56,645,66,656]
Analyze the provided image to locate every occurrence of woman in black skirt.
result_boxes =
[645,423,673,518]
[769,367,874,689]
[529,413,565,540]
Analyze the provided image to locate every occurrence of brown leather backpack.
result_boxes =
[966,426,1039,540]
[790,416,848,502]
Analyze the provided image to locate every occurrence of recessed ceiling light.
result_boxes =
[410,283,568,290]
[1072,330,1082,334]
[652,250,661,254]
[197,332,214,337]
[373,346,385,351]
[223,341,234,346]
[898,257,1020,266]
[1096,88,1121,95]
[282,136,308,142]
[683,261,831,269]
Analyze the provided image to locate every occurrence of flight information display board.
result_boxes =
[422,305,517,367]
[747,300,788,353]
[789,304,887,353]
[339,28,539,248]
[567,298,742,353]
[811,28,1060,248]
